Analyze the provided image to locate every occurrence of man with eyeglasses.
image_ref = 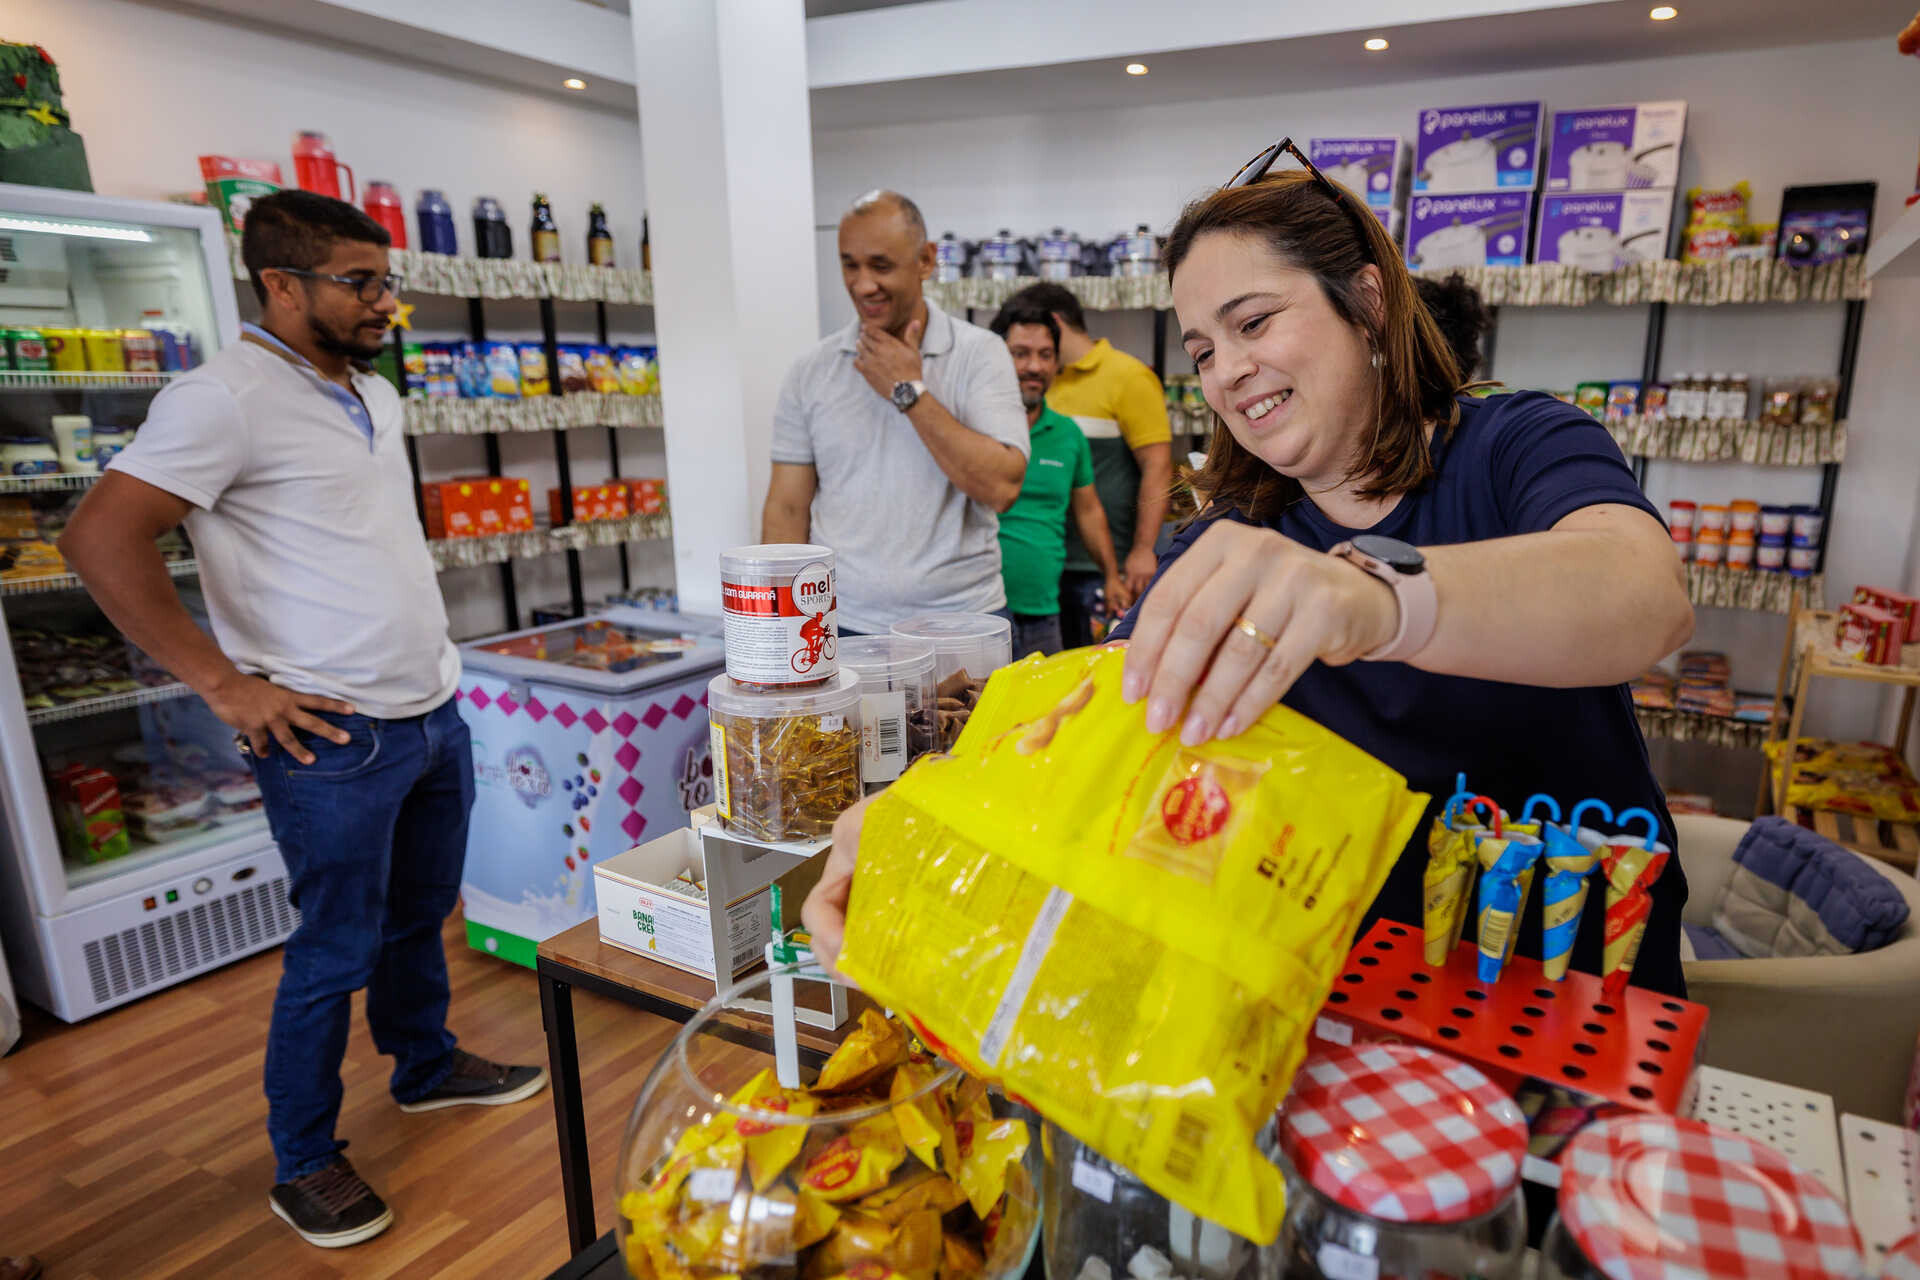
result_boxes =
[59,189,544,1250]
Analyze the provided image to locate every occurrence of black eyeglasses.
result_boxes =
[1225,137,1378,261]
[268,268,404,303]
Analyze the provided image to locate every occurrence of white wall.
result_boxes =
[35,0,663,640]
[814,35,1920,756]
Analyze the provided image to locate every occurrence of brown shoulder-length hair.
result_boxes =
[1165,172,1463,522]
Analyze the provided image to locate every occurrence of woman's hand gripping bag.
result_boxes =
[835,647,1427,1245]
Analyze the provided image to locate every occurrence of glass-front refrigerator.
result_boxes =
[0,183,289,1022]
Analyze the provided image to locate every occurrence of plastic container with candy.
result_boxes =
[707,671,862,843]
[1278,1043,1529,1280]
[890,613,1015,750]
[615,972,1042,1280]
[838,635,940,793]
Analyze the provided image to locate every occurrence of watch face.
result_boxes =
[891,381,919,411]
[1351,534,1425,574]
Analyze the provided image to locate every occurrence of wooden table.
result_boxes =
[537,918,861,1256]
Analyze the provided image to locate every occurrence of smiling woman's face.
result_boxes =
[1173,230,1379,489]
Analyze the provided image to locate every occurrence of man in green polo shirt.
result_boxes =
[989,302,1126,657]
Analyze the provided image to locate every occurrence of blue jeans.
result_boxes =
[1009,612,1063,658]
[251,697,475,1182]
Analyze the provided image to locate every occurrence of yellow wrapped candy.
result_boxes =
[838,647,1425,1245]
[730,1067,820,1190]
[815,1008,910,1094]
[799,1115,908,1202]
[803,1208,942,1280]
[954,1117,1029,1219]
[889,1060,957,1173]
[857,1167,969,1224]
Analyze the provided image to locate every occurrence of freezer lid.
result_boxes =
[459,611,726,692]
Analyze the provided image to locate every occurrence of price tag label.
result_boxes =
[1314,1016,1354,1046]
[1070,1156,1116,1203]
[1315,1243,1378,1280]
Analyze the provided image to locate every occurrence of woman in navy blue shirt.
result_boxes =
[807,145,1694,997]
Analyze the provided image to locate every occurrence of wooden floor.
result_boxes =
[0,910,684,1278]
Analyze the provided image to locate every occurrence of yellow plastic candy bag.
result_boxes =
[837,647,1426,1245]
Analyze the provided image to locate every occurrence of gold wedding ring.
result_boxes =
[1232,615,1277,651]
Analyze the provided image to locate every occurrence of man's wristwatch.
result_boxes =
[890,380,926,413]
[1329,534,1438,663]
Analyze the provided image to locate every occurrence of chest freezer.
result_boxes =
[454,607,725,966]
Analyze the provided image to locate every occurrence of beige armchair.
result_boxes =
[1677,812,1920,1122]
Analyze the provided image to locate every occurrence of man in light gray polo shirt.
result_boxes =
[763,190,1028,634]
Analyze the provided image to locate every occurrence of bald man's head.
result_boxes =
[844,189,927,246]
[839,189,936,336]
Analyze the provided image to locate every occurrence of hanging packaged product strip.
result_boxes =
[834,645,1428,1245]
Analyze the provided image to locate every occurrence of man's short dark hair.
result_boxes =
[989,302,1060,353]
[241,188,391,304]
[1007,281,1085,335]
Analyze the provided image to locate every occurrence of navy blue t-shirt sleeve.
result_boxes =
[1479,391,1663,535]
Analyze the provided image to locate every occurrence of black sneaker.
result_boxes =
[268,1157,393,1248]
[397,1048,548,1113]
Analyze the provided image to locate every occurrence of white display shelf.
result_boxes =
[429,515,671,571]
[1685,565,1824,615]
[2,558,197,598]
[0,472,102,495]
[1841,1113,1919,1263]
[64,812,270,892]
[1608,416,1846,466]
[403,392,662,436]
[923,257,1871,314]
[27,681,194,727]
[1865,202,1920,281]
[1686,1065,1847,1200]
[0,370,175,392]
[228,233,655,304]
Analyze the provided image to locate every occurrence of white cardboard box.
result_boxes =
[595,827,773,979]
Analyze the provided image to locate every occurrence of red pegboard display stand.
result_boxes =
[1308,920,1708,1116]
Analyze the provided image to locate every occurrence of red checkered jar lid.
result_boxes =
[1560,1115,1863,1280]
[1885,1233,1920,1280]
[1278,1042,1526,1224]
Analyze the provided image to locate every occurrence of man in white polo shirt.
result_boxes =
[59,190,544,1251]
[762,190,1029,633]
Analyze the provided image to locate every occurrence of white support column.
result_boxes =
[632,0,820,617]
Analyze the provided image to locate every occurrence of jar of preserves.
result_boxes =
[615,966,1043,1280]
[707,670,862,842]
[1540,1115,1862,1280]
[1276,1043,1528,1280]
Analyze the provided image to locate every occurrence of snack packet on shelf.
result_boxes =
[836,646,1427,1244]
[1538,798,1613,982]
[1424,779,1485,965]
[1471,805,1545,984]
[1598,808,1670,999]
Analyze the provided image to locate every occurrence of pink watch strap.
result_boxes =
[1331,542,1439,663]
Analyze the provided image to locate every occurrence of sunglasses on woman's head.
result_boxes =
[1224,137,1378,262]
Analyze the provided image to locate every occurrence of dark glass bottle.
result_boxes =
[641,213,651,271]
[587,202,615,267]
[472,196,512,259]
[531,192,561,263]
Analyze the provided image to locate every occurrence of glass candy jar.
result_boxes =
[615,965,1043,1280]
[1042,1122,1281,1280]
[1540,1114,1863,1280]
[1276,1043,1528,1280]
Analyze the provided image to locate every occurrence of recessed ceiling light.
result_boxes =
[563,77,587,90]
[1649,5,1677,19]
[1125,63,1149,76]
[1364,37,1389,51]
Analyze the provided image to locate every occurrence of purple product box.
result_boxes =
[1309,138,1410,233]
[1546,101,1687,192]
[1406,192,1534,269]
[1413,101,1543,193]
[1534,191,1676,270]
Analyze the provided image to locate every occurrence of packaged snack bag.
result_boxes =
[518,343,551,396]
[815,1008,910,1093]
[1598,808,1669,999]
[799,1115,907,1202]
[836,646,1426,1244]
[1425,784,1486,964]
[1472,805,1544,984]
[732,1067,819,1190]
[1538,797,1612,982]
